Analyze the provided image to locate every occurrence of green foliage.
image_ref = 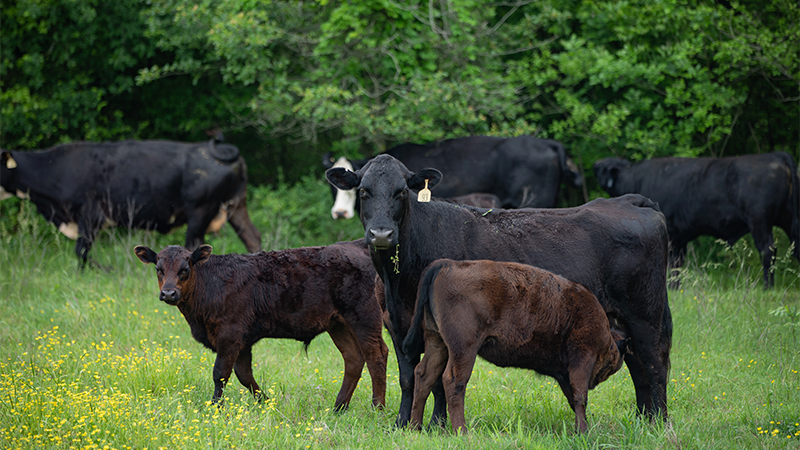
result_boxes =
[1,0,153,147]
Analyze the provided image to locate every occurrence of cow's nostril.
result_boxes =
[160,289,179,302]
[368,228,394,247]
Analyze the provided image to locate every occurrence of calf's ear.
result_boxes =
[134,245,157,264]
[191,245,213,265]
[326,167,360,190]
[408,168,443,191]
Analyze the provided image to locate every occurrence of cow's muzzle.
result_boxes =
[160,289,180,305]
[367,227,395,249]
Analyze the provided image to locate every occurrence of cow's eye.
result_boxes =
[398,189,408,199]
[358,188,368,199]
[178,268,189,279]
[155,267,163,276]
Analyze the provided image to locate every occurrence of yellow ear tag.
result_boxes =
[417,179,431,203]
[5,156,17,169]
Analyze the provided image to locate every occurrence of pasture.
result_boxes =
[1,177,798,449]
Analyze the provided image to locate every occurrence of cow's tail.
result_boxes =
[552,141,583,188]
[401,261,447,356]
[783,152,800,261]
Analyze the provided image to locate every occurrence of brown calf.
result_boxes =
[134,240,388,411]
[403,259,627,433]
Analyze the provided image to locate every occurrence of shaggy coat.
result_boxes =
[404,259,627,433]
[326,154,670,427]
[134,240,387,410]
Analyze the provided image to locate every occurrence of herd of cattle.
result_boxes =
[2,136,799,433]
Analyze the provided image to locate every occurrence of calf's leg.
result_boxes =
[441,346,480,434]
[211,349,240,403]
[410,331,448,430]
[233,346,264,401]
[565,354,595,433]
[350,324,388,408]
[328,323,367,412]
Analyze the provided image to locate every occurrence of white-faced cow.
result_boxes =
[326,154,671,427]
[1,140,262,266]
[593,153,800,288]
[322,135,582,219]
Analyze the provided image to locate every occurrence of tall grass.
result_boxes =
[1,179,798,449]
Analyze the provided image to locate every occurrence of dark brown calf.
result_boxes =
[134,240,388,411]
[403,259,627,433]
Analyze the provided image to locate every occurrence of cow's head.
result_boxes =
[134,244,212,306]
[322,153,358,220]
[592,158,630,195]
[325,154,442,249]
[589,328,629,389]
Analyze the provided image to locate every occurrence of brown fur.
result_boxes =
[134,240,388,411]
[406,259,627,433]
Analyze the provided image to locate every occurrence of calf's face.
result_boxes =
[134,244,212,306]
[326,154,442,249]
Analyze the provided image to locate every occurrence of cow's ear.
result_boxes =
[408,168,443,191]
[326,167,360,191]
[1,151,17,169]
[191,245,212,265]
[322,152,335,169]
[134,245,157,265]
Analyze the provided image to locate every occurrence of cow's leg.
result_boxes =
[349,322,388,408]
[226,195,262,253]
[75,211,104,270]
[750,225,776,288]
[410,330,448,430]
[185,205,221,251]
[328,323,367,412]
[624,325,669,421]
[441,346,479,434]
[389,331,420,427]
[233,346,264,401]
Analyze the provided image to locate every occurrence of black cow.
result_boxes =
[593,153,800,288]
[326,154,671,427]
[322,135,582,219]
[1,140,262,266]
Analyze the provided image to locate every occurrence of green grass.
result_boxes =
[1,180,799,449]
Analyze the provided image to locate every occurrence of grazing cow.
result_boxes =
[326,154,671,427]
[404,259,628,433]
[0,140,262,267]
[322,135,582,219]
[133,240,388,410]
[593,153,800,288]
